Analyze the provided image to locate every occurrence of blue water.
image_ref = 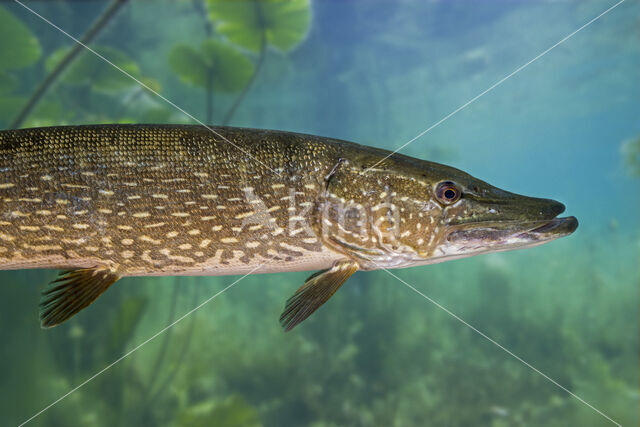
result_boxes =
[0,1,638,426]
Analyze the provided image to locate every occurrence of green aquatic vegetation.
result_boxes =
[0,6,41,128]
[169,40,255,92]
[186,0,312,124]
[161,0,312,128]
[137,106,174,123]
[178,395,261,427]
[45,45,141,92]
[0,72,16,94]
[7,0,130,128]
[0,96,67,128]
[207,0,311,53]
[45,289,148,379]
[2,234,637,425]
[40,285,165,425]
[622,137,640,177]
[0,96,25,123]
[0,7,41,71]
[109,296,148,355]
[134,259,635,426]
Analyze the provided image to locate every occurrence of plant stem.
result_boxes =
[222,40,266,126]
[10,0,129,129]
[194,0,213,37]
[195,0,215,124]
[222,1,268,126]
[222,40,267,126]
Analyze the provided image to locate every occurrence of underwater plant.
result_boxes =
[45,45,140,93]
[207,0,311,53]
[177,395,261,427]
[7,0,130,128]
[169,39,255,122]
[0,6,41,127]
[0,7,41,72]
[169,40,255,94]
[1,1,173,129]
[40,44,159,124]
[209,0,310,123]
[167,0,311,124]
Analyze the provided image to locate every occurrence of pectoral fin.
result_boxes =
[40,267,120,328]
[280,259,358,332]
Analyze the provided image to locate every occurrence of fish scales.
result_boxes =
[0,124,345,276]
[0,124,577,329]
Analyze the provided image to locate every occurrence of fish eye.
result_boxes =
[436,181,461,204]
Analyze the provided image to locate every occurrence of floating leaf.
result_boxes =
[207,0,311,52]
[45,45,140,92]
[168,40,254,92]
[0,7,41,71]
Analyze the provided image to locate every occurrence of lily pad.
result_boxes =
[169,40,254,92]
[207,0,311,52]
[0,7,41,70]
[45,45,140,92]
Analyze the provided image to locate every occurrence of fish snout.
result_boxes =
[537,199,565,220]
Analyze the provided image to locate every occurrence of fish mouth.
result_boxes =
[519,216,579,239]
[446,214,579,252]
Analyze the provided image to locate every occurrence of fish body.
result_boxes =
[0,124,345,276]
[0,125,577,329]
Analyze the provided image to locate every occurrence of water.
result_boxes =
[0,1,638,425]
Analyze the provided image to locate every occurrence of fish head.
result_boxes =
[422,168,579,263]
[318,148,577,269]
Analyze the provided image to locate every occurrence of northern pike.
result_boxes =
[0,125,578,329]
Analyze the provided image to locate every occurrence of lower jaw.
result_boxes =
[448,216,579,243]
[524,216,579,236]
